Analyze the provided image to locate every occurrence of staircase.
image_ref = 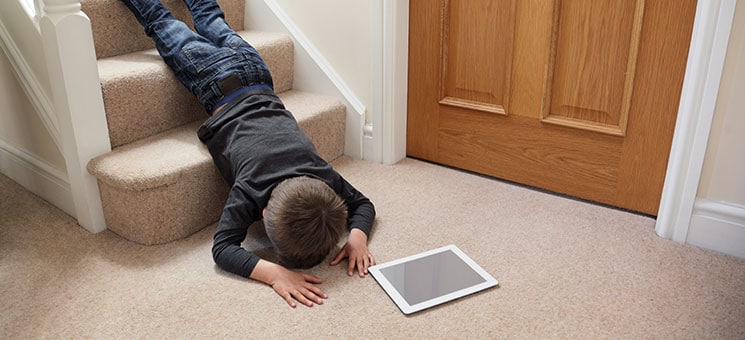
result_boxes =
[82,0,346,245]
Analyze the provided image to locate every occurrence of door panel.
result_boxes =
[407,0,697,215]
[439,0,515,115]
[544,0,644,136]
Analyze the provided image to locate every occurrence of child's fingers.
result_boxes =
[347,258,356,276]
[357,257,366,277]
[353,254,373,277]
[290,290,314,307]
[302,274,323,284]
[280,291,297,308]
[299,287,324,305]
[305,284,328,300]
[330,248,347,265]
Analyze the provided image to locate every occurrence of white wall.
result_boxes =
[0,51,64,169]
[1,1,72,215]
[0,0,52,97]
[687,0,745,258]
[698,1,745,206]
[0,0,61,169]
[273,0,374,121]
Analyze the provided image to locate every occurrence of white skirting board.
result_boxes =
[0,139,76,218]
[687,199,745,259]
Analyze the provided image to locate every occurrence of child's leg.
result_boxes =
[123,0,274,113]
[182,0,275,101]
[121,0,258,112]
[121,0,213,99]
[182,0,234,47]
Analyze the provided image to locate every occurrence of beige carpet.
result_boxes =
[2,157,744,338]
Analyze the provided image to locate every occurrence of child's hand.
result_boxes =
[330,228,376,277]
[251,260,327,308]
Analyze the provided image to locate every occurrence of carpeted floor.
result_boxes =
[2,157,744,338]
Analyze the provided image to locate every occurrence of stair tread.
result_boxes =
[88,90,344,191]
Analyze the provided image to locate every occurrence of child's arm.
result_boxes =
[250,259,328,308]
[331,228,376,277]
[329,175,376,277]
[212,188,263,278]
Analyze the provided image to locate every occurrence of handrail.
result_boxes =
[34,0,44,21]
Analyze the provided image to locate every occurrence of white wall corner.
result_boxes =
[366,0,409,164]
[688,199,745,259]
[246,0,366,159]
[655,0,737,243]
[365,0,384,163]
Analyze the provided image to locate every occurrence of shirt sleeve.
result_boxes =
[335,175,376,236]
[212,185,261,278]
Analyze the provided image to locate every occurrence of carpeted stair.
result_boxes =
[83,0,346,245]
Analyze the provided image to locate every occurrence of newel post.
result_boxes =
[39,0,110,233]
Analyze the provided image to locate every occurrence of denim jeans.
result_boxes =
[121,0,274,113]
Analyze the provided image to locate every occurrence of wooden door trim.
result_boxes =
[372,0,735,246]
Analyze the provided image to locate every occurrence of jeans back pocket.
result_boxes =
[182,41,237,74]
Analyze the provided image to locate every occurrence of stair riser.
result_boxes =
[301,106,346,162]
[102,72,203,148]
[98,164,228,245]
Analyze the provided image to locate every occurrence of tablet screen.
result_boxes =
[369,245,498,314]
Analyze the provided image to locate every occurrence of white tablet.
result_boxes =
[369,245,498,314]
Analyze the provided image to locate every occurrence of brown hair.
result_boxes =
[264,176,347,269]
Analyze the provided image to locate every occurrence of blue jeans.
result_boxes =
[121,0,274,113]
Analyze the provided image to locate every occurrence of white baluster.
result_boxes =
[39,0,110,233]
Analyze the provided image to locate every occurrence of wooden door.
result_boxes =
[407,0,697,215]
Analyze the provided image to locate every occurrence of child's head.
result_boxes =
[264,176,347,269]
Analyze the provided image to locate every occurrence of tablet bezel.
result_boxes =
[369,244,498,314]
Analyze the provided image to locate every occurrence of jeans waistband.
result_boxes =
[198,86,278,142]
[212,84,273,114]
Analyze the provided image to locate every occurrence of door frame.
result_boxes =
[370,0,737,244]
[654,0,737,243]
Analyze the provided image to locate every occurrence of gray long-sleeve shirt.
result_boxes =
[197,87,375,278]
